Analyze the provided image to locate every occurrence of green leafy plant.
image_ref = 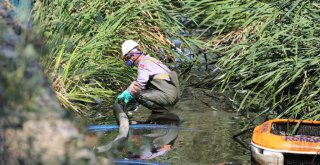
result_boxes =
[185,0,320,120]
[33,0,197,115]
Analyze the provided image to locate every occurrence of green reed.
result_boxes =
[184,0,320,120]
[32,0,195,115]
[33,0,320,120]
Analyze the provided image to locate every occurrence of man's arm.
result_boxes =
[127,63,150,94]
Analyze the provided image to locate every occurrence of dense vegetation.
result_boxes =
[33,0,320,120]
[33,0,196,116]
[182,0,320,120]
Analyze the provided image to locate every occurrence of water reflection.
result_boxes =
[126,113,180,160]
[93,87,254,164]
[160,87,252,164]
[97,112,181,163]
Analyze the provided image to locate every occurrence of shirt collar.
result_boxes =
[138,54,149,64]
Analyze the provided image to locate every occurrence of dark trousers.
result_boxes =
[136,79,179,112]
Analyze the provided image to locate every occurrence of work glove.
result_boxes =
[117,90,133,104]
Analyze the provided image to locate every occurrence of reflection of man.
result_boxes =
[139,128,178,159]
[127,113,180,160]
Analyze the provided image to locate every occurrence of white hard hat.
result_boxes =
[121,40,138,56]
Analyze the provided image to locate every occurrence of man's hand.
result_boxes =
[130,81,141,94]
[117,90,133,104]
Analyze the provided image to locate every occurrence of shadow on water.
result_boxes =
[91,87,255,165]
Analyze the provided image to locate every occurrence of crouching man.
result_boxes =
[117,40,180,113]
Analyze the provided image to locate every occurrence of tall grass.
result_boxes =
[32,0,196,115]
[33,0,320,120]
[184,0,320,120]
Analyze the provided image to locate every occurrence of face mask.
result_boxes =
[125,50,143,67]
[125,59,134,67]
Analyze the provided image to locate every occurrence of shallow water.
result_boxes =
[93,87,255,165]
